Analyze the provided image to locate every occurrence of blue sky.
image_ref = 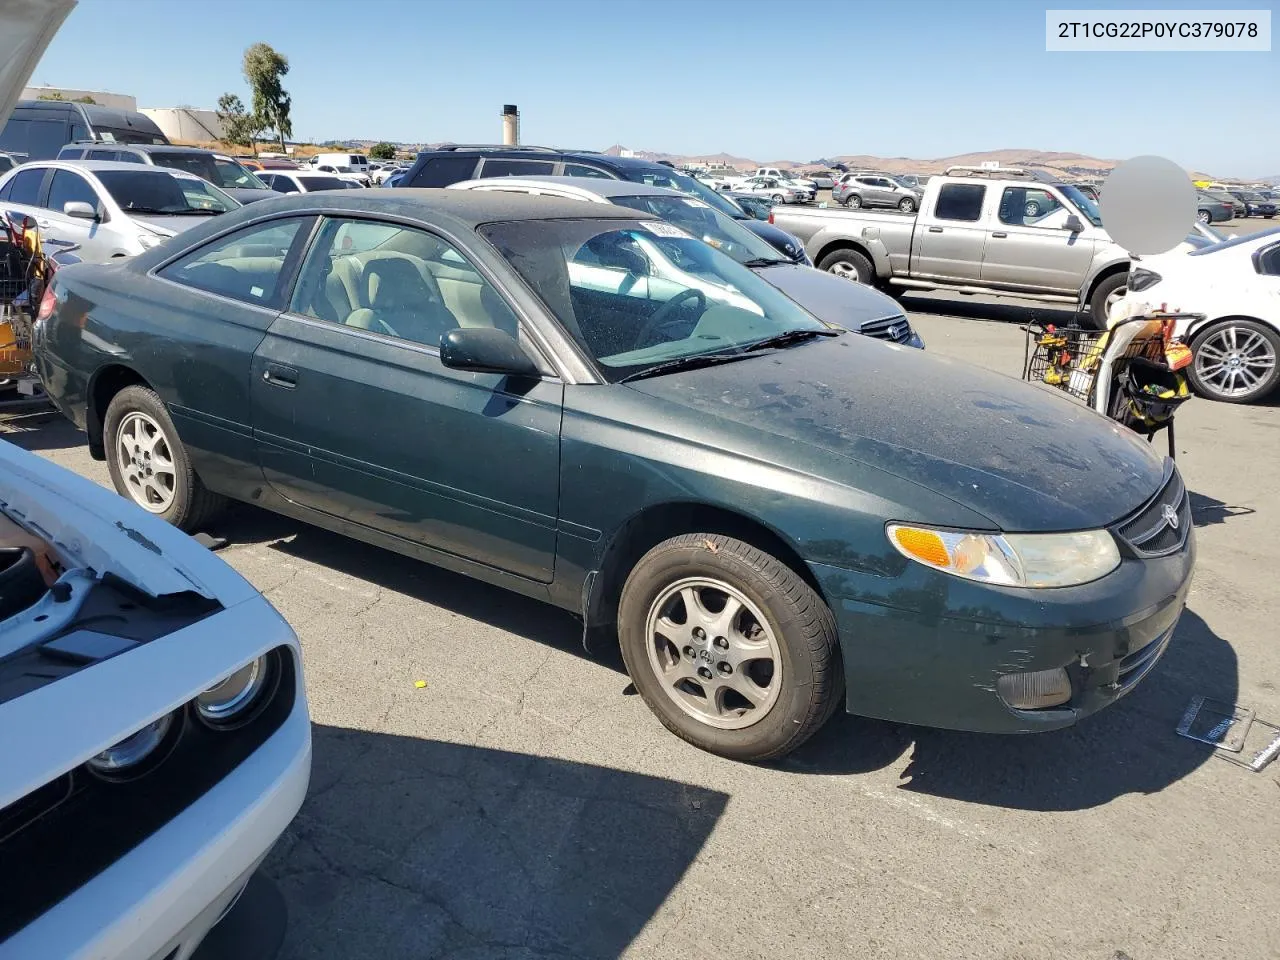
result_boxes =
[27,0,1280,176]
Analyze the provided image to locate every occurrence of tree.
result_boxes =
[243,42,292,152]
[73,95,96,104]
[369,142,396,160]
[37,91,63,100]
[216,93,262,151]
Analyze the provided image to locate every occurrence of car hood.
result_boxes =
[740,219,806,261]
[0,0,76,125]
[626,335,1165,531]
[130,213,216,236]
[751,262,902,331]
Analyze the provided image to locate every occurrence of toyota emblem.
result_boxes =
[1161,503,1179,530]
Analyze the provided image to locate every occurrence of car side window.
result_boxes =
[158,218,307,306]
[87,148,119,161]
[479,159,556,178]
[934,184,986,222]
[6,168,46,206]
[289,217,520,349]
[47,170,100,214]
[563,163,612,179]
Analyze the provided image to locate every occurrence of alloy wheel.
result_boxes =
[644,577,782,730]
[1195,325,1277,399]
[116,411,177,513]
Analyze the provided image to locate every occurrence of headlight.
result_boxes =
[195,655,272,727]
[1127,268,1162,292]
[86,712,179,780]
[136,232,165,249]
[886,524,1120,588]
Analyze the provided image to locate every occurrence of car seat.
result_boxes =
[346,257,458,345]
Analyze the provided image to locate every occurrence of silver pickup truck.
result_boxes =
[769,166,1131,328]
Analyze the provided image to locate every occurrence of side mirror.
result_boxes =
[440,327,540,378]
[64,200,99,221]
[1063,214,1084,233]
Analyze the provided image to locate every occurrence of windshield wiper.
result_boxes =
[741,257,792,268]
[619,350,754,383]
[743,329,842,352]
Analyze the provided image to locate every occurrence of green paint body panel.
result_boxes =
[33,191,1193,734]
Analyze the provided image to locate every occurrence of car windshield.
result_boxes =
[617,165,747,219]
[1057,184,1102,226]
[96,171,240,215]
[212,157,267,190]
[479,218,828,381]
[608,195,786,265]
[1235,191,1263,201]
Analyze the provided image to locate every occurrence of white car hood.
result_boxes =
[0,0,77,125]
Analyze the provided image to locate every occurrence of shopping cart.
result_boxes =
[1,212,55,407]
[1022,312,1202,458]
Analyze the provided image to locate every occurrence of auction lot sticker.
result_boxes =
[1046,9,1271,51]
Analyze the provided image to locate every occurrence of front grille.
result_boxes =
[1115,467,1190,557]
[859,314,915,344]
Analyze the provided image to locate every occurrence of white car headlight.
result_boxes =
[195,655,273,727]
[887,524,1120,588]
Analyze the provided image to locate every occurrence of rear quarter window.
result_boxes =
[407,155,480,188]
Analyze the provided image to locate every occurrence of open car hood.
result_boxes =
[0,0,77,126]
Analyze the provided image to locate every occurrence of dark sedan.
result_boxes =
[1197,193,1235,223]
[33,191,1194,761]
[1229,190,1277,218]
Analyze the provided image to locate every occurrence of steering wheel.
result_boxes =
[635,289,707,349]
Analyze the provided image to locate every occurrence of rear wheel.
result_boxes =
[817,247,873,284]
[771,193,785,204]
[1188,320,1280,404]
[1197,209,1211,224]
[618,534,842,762]
[103,385,225,531]
[844,194,863,209]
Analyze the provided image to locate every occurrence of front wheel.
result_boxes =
[618,534,843,762]
[1188,319,1280,404]
[817,247,873,284]
[1087,273,1127,330]
[898,197,916,213]
[103,385,225,530]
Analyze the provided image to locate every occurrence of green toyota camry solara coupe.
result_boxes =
[32,190,1194,761]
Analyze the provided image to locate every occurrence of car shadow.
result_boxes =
[1189,490,1256,526]
[782,607,1235,811]
[208,503,625,675]
[0,410,86,452]
[264,725,727,960]
[899,292,1081,328]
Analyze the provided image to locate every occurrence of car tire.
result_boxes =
[1188,319,1280,404]
[817,247,873,284]
[617,533,843,762]
[845,194,862,209]
[1087,273,1128,330]
[898,197,916,213]
[103,385,225,531]
[1025,200,1041,217]
[771,193,785,204]
[1197,210,1211,223]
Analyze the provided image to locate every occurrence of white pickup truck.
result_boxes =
[768,166,1131,328]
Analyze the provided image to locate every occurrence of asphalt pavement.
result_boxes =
[4,237,1279,959]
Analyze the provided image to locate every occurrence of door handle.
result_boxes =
[37,219,50,229]
[991,232,1008,238]
[262,363,298,389]
[927,226,943,233]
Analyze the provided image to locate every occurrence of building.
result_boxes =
[20,86,136,111]
[139,107,225,143]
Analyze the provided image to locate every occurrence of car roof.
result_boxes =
[235,189,659,228]
[18,158,202,177]
[451,176,685,202]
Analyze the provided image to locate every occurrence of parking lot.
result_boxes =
[4,274,1278,959]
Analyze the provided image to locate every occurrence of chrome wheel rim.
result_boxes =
[828,260,862,282]
[644,577,782,730]
[1197,211,1210,223]
[1196,326,1277,398]
[848,196,861,208]
[116,411,177,513]
[900,199,913,212]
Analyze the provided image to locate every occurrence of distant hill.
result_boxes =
[605,145,1219,180]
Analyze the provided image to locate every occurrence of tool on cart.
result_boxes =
[1022,311,1202,458]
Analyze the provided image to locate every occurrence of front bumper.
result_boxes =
[810,528,1194,734]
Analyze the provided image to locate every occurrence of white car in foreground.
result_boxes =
[0,160,240,262]
[1119,226,1280,403]
[0,439,311,959]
